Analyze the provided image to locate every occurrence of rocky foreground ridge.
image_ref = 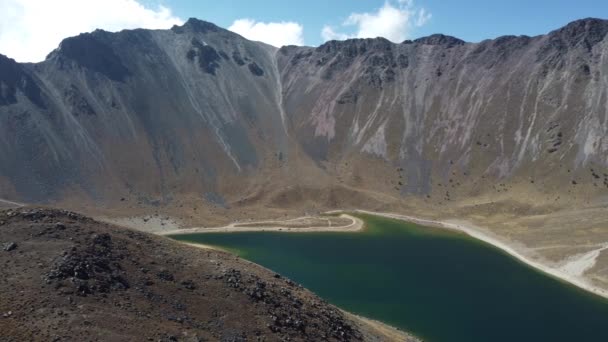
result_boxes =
[0,207,411,341]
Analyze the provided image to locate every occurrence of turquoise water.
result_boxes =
[170,214,608,341]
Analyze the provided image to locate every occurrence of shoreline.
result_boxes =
[354,209,608,301]
[163,208,608,338]
[344,312,420,342]
[159,214,364,235]
[159,209,608,300]
[176,238,417,341]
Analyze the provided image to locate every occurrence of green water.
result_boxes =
[170,214,608,341]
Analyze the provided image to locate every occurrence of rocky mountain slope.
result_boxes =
[0,19,286,206]
[0,207,412,341]
[2,18,608,291]
[280,19,608,194]
[1,18,608,210]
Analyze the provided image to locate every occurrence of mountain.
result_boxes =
[1,19,608,288]
[0,19,285,206]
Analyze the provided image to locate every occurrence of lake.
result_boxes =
[170,214,608,341]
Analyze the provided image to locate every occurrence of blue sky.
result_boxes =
[1,0,607,62]
[166,0,608,44]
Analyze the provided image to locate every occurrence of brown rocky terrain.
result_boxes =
[0,207,414,341]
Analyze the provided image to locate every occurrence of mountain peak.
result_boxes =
[316,37,393,55]
[49,31,131,82]
[172,18,222,34]
[0,53,14,62]
[550,18,608,44]
[414,34,466,47]
[561,17,608,30]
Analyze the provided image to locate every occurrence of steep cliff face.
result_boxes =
[278,18,608,196]
[0,19,287,204]
[1,18,608,209]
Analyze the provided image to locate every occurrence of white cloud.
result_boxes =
[228,19,304,47]
[0,0,183,62]
[321,0,431,43]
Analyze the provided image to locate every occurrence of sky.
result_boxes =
[1,0,607,62]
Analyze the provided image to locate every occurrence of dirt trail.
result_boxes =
[0,198,24,207]
[559,244,608,277]
[160,214,363,235]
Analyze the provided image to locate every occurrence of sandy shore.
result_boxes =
[354,209,608,300]
[181,241,221,251]
[344,312,420,342]
[159,214,363,235]
[123,208,608,300]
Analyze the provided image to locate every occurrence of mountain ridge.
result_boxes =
[1,16,607,203]
[12,17,608,65]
